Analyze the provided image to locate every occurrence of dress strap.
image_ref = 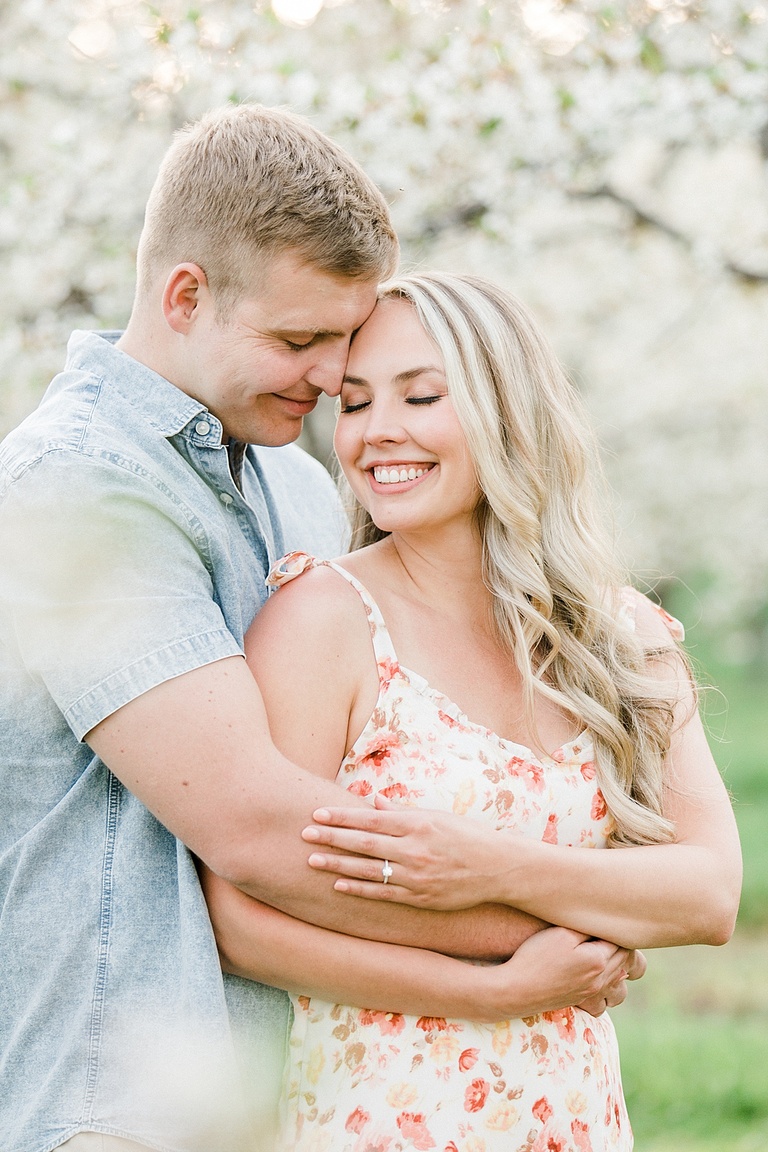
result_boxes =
[617,587,639,633]
[618,586,685,642]
[266,551,401,674]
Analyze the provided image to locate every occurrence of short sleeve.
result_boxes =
[0,451,242,740]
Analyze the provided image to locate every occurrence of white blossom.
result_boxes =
[1,0,767,641]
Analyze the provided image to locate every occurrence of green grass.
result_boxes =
[614,938,768,1150]
[611,604,768,1149]
[695,657,768,930]
[620,1016,768,1148]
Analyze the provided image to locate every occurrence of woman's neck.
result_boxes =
[374,524,491,624]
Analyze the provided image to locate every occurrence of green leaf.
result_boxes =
[640,36,665,74]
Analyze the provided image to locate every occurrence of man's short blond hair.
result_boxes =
[137,104,399,310]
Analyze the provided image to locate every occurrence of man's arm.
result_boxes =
[199,864,642,1021]
[3,456,540,960]
[87,652,544,959]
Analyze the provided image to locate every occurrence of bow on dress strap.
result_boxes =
[265,550,317,590]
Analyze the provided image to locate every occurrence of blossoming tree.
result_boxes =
[1,0,767,644]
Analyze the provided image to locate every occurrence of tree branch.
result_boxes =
[570,184,768,285]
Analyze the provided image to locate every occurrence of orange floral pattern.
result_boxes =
[269,557,682,1151]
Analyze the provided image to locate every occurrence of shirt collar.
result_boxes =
[65,330,224,442]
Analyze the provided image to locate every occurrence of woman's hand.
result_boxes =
[482,926,646,1022]
[303,796,530,910]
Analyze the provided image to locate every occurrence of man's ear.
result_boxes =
[162,263,211,333]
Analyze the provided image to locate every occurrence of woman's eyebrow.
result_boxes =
[342,366,445,386]
[394,366,445,384]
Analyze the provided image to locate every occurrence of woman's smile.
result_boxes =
[334,297,479,535]
[369,462,436,487]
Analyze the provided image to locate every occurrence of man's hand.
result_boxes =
[576,946,646,1017]
[485,927,646,1022]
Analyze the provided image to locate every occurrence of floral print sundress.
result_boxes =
[267,552,684,1152]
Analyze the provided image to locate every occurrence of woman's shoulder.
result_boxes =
[259,551,370,634]
[617,586,686,646]
[254,545,398,669]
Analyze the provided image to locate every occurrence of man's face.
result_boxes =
[185,250,379,446]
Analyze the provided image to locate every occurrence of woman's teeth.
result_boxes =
[372,465,432,485]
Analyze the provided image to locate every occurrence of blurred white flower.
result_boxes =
[1,0,767,636]
[273,0,325,29]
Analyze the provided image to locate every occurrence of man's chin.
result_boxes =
[243,419,305,449]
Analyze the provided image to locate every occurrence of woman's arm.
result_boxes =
[300,595,742,950]
[201,864,643,1023]
[221,563,546,962]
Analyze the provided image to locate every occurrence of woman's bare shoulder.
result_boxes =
[619,586,686,648]
[246,558,373,665]
[325,539,401,600]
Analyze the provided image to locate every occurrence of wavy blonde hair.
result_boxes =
[345,272,686,846]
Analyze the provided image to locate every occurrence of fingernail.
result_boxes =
[302,826,320,842]
[313,808,331,822]
[307,853,327,867]
[334,880,350,893]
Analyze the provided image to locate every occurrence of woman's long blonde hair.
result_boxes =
[345,272,686,846]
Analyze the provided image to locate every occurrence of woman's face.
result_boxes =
[334,297,480,539]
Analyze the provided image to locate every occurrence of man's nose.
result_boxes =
[304,343,348,397]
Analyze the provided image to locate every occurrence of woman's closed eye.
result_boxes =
[340,392,446,414]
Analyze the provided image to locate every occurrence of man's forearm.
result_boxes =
[202,868,628,1022]
[213,746,547,959]
[226,788,546,959]
[252,881,546,961]
[87,657,545,961]
[203,869,545,1017]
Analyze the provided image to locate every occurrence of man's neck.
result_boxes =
[116,310,179,391]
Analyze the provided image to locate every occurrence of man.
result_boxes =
[0,105,630,1152]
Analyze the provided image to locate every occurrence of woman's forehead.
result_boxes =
[348,297,439,369]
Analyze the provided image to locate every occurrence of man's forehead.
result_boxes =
[250,248,377,293]
[244,266,378,334]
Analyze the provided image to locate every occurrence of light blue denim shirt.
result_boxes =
[0,331,349,1152]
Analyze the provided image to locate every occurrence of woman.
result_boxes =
[203,273,741,1151]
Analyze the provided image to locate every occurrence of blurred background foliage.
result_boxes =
[1,1,766,1147]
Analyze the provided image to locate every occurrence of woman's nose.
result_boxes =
[362,400,407,445]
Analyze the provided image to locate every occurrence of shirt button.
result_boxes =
[195,420,211,436]
[219,492,234,506]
